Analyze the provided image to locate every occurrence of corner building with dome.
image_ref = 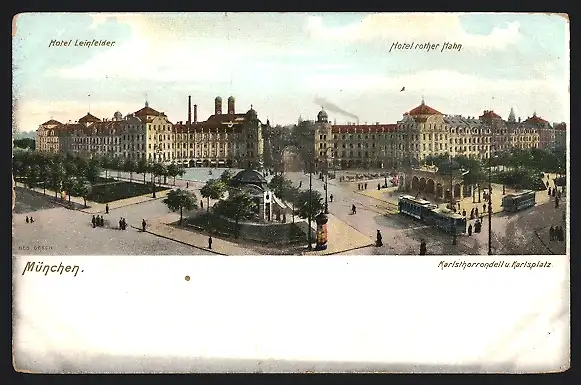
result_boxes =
[313,99,560,171]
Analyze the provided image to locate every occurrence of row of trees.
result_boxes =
[12,150,190,205]
[12,150,98,206]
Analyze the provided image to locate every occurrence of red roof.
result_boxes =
[78,113,101,123]
[134,106,160,117]
[523,114,549,125]
[331,124,397,134]
[405,102,442,116]
[41,119,62,126]
[479,110,502,120]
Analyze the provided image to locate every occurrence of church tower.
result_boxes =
[508,107,516,123]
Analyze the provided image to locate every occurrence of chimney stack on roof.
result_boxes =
[188,96,192,127]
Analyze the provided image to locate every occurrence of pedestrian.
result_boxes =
[483,204,487,213]
[299,181,302,188]
[200,200,204,209]
[552,189,556,197]
[208,236,213,249]
[142,219,146,232]
[99,215,104,227]
[549,226,554,241]
[378,183,381,190]
[419,239,427,255]
[105,203,109,214]
[122,218,127,230]
[365,183,368,189]
[376,230,383,247]
[559,227,565,242]
[352,204,356,215]
[119,218,123,230]
[26,216,29,224]
[475,207,479,217]
[30,217,34,223]
[330,194,333,203]
[468,224,473,236]
[555,197,560,208]
[92,215,96,227]
[186,182,189,189]
[462,209,466,217]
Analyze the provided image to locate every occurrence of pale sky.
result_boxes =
[13,13,569,132]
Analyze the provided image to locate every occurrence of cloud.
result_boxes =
[307,13,522,51]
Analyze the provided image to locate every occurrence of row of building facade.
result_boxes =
[313,99,566,169]
[36,96,266,169]
[36,96,566,170]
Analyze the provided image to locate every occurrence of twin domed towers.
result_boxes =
[214,96,236,115]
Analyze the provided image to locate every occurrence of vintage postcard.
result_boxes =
[12,13,569,373]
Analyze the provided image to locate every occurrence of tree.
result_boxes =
[124,158,137,182]
[294,189,324,221]
[213,191,257,238]
[101,155,112,179]
[72,178,92,208]
[166,163,180,185]
[13,138,35,150]
[49,163,66,198]
[62,177,76,203]
[63,158,77,179]
[281,185,300,223]
[40,164,51,195]
[27,164,41,190]
[152,162,167,185]
[200,179,226,212]
[220,169,233,185]
[136,157,149,184]
[86,158,102,184]
[268,174,294,200]
[110,156,122,179]
[162,188,198,225]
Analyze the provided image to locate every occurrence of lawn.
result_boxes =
[87,181,168,203]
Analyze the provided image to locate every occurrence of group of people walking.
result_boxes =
[92,215,105,228]
[25,216,35,223]
[357,183,368,190]
[118,217,128,230]
[549,226,565,242]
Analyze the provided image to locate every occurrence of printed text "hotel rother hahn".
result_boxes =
[48,39,116,48]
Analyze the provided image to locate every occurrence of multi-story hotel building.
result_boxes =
[35,96,266,169]
[314,99,551,170]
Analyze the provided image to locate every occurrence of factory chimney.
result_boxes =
[188,96,192,127]
[194,104,198,123]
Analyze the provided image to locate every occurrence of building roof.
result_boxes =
[553,122,567,131]
[479,110,502,120]
[134,105,161,117]
[78,113,102,123]
[41,119,62,126]
[230,169,267,187]
[405,101,442,116]
[523,114,549,125]
[331,124,397,134]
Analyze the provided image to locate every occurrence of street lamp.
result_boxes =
[323,147,333,214]
[152,144,162,198]
[308,157,313,250]
[487,153,497,256]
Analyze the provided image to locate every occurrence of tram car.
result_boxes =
[398,195,467,234]
[397,195,437,220]
[501,190,536,212]
[423,207,467,234]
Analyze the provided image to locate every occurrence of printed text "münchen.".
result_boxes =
[22,261,82,277]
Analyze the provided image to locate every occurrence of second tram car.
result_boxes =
[501,190,536,212]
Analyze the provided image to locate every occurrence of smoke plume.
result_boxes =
[314,97,359,123]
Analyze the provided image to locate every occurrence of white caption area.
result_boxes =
[13,255,569,373]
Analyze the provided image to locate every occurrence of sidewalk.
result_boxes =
[534,225,567,255]
[302,213,374,256]
[138,213,257,255]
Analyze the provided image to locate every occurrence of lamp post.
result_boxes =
[152,145,162,198]
[324,147,333,214]
[488,153,494,255]
[308,157,313,250]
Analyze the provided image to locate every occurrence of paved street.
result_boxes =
[13,188,207,256]
[12,168,567,256]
